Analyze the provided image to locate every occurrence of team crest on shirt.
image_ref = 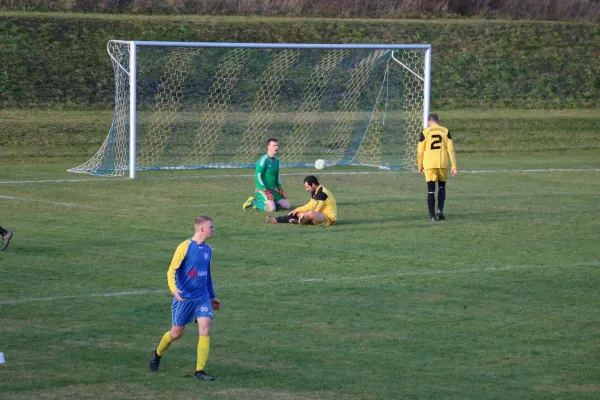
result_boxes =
[204,251,209,260]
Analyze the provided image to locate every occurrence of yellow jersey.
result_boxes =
[294,185,337,225]
[417,123,457,171]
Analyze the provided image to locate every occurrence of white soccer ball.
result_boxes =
[314,159,326,170]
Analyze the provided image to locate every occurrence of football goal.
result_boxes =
[69,41,431,178]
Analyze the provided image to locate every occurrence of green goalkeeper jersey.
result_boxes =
[254,154,282,191]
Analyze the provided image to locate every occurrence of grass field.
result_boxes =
[0,109,599,399]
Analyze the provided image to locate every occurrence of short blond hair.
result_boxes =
[194,215,213,227]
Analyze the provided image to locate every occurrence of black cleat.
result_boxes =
[289,218,299,224]
[195,370,215,381]
[436,210,445,220]
[1,232,13,251]
[150,348,161,371]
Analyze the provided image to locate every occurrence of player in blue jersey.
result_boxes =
[242,138,291,212]
[149,216,222,381]
[1,226,13,251]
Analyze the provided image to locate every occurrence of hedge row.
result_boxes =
[1,0,599,21]
[0,13,598,109]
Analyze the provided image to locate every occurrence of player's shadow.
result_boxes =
[337,211,434,225]
[336,199,406,207]
[335,218,403,225]
[451,210,517,221]
[334,199,428,225]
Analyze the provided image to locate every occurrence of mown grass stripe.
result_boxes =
[3,261,598,306]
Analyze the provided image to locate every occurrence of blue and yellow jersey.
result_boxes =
[417,123,457,170]
[167,239,215,301]
[255,154,282,191]
[295,185,337,224]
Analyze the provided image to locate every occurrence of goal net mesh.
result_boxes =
[70,42,427,176]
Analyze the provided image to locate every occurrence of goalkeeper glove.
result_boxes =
[263,189,275,201]
[277,188,287,199]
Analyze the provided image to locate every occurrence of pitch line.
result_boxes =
[0,178,114,185]
[0,194,233,210]
[462,168,600,173]
[2,262,597,306]
[0,172,389,185]
[1,168,598,186]
[0,194,239,210]
[0,290,165,306]
[0,195,99,209]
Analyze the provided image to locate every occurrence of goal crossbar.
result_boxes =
[116,41,432,50]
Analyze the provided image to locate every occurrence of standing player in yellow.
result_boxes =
[266,175,337,226]
[149,216,222,381]
[417,113,458,222]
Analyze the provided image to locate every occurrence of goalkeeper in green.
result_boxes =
[242,138,291,212]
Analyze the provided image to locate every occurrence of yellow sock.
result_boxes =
[196,336,210,371]
[156,331,174,356]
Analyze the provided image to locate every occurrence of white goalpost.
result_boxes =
[69,41,431,178]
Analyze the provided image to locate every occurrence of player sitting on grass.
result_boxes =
[266,175,337,226]
[242,138,291,212]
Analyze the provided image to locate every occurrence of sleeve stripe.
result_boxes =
[259,154,268,167]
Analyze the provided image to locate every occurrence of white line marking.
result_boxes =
[0,290,165,306]
[462,168,600,173]
[0,195,99,209]
[0,194,240,210]
[0,171,393,185]
[0,168,598,185]
[0,178,114,185]
[2,261,597,306]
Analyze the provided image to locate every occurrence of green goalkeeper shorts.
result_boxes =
[255,189,285,203]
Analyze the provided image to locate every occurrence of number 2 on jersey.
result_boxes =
[430,134,442,150]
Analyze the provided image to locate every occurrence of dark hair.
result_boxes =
[303,175,320,186]
[428,113,439,123]
[266,138,278,146]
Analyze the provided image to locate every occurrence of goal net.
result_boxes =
[69,41,431,177]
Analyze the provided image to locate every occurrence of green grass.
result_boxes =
[1,108,599,163]
[0,109,599,399]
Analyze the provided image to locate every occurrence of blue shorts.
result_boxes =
[171,297,213,326]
